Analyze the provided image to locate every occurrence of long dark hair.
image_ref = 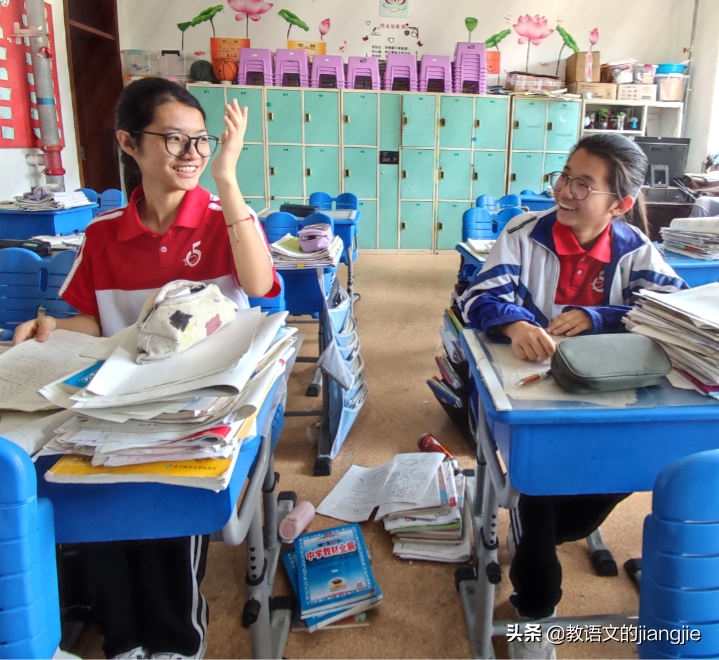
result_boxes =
[115,78,206,198]
[569,133,649,234]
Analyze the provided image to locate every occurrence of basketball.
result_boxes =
[213,57,239,82]
[189,59,218,83]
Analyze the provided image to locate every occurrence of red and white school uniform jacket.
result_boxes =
[60,184,280,336]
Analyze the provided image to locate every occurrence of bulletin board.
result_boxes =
[0,1,64,148]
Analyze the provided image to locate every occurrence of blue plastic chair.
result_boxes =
[499,194,522,209]
[308,192,334,210]
[335,193,359,210]
[263,211,299,243]
[75,188,99,205]
[297,212,335,235]
[99,189,126,213]
[497,207,524,224]
[462,207,494,241]
[476,195,499,212]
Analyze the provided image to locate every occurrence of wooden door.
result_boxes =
[63,0,123,192]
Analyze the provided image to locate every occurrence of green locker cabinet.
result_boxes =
[474,97,509,150]
[268,145,303,198]
[343,147,377,198]
[400,201,433,249]
[439,96,473,149]
[303,91,339,145]
[472,150,507,200]
[244,198,265,213]
[270,198,303,209]
[226,88,263,143]
[438,150,471,200]
[189,86,226,195]
[401,149,435,199]
[266,89,302,143]
[545,101,580,153]
[512,99,547,152]
[357,200,378,249]
[343,92,378,146]
[543,152,568,189]
[436,202,469,250]
[380,93,401,150]
[237,144,265,198]
[305,146,340,198]
[379,163,399,249]
[509,152,544,195]
[401,94,437,147]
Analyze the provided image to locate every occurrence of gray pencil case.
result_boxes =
[551,334,672,394]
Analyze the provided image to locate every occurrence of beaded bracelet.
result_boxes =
[226,217,254,241]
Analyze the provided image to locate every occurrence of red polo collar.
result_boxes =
[552,220,612,263]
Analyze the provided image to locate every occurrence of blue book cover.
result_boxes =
[294,524,376,617]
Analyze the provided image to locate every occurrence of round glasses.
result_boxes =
[131,131,220,158]
[549,171,617,202]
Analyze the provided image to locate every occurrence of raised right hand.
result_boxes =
[12,316,57,345]
[502,320,557,361]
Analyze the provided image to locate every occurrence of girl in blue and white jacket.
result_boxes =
[460,133,686,659]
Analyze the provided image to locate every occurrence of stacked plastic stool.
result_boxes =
[462,207,495,241]
[476,194,499,213]
[453,42,487,94]
[346,56,380,90]
[384,53,418,91]
[274,49,309,87]
[238,48,274,86]
[639,449,719,659]
[310,55,345,88]
[419,55,453,92]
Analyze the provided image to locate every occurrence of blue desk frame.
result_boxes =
[455,328,719,658]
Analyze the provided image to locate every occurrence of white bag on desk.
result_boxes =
[136,280,237,364]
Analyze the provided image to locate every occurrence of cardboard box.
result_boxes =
[565,51,600,84]
[505,72,563,93]
[617,84,657,102]
[567,82,617,100]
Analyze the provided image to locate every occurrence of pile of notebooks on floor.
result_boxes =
[660,216,719,260]
[270,233,344,268]
[283,524,382,633]
[624,284,719,398]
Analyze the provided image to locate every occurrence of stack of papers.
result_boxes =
[0,191,93,212]
[624,284,719,398]
[283,524,382,633]
[270,234,344,269]
[466,238,496,255]
[660,217,719,260]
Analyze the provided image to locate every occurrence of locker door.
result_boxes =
[545,101,581,153]
[268,145,303,198]
[437,202,469,250]
[237,144,265,197]
[380,93,401,150]
[303,91,340,145]
[542,152,568,191]
[226,88,263,143]
[474,97,509,150]
[438,150,472,200]
[189,86,226,195]
[400,201,433,249]
[343,92,378,146]
[379,163,399,249]
[357,199,378,249]
[509,152,544,195]
[401,149,435,199]
[305,146,340,198]
[472,150,507,201]
[343,148,377,198]
[512,99,547,152]
[401,94,437,147]
[266,89,302,143]
[439,96,473,149]
[243,198,266,213]
[270,197,303,209]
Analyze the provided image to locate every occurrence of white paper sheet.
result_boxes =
[0,409,77,455]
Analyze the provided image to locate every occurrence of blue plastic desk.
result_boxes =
[0,206,97,240]
[661,249,719,287]
[456,242,486,282]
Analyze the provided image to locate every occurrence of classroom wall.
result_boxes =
[0,0,82,198]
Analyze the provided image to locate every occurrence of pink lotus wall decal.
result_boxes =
[513,14,553,72]
[589,28,599,48]
[319,18,330,41]
[228,0,273,38]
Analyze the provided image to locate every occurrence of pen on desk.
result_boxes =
[36,305,46,320]
[516,370,552,387]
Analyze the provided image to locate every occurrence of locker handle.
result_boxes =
[305,113,311,122]
[510,173,517,182]
[438,170,445,180]
[547,122,553,131]
[344,114,350,124]
[514,120,520,129]
[401,222,407,230]
[544,173,549,183]
[270,167,276,176]
[438,222,443,230]
[402,116,408,125]
[475,119,481,128]
[439,118,446,127]
[268,112,274,121]
[306,168,312,176]
[402,170,407,179]
[472,171,478,181]
[344,169,351,178]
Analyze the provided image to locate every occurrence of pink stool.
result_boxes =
[347,56,380,90]
[384,53,418,91]
[274,49,309,87]
[310,54,345,89]
[419,54,453,92]
[237,48,273,86]
[453,42,487,94]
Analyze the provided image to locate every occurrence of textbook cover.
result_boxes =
[294,524,376,618]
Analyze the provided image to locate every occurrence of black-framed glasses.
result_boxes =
[549,171,617,202]
[131,131,220,158]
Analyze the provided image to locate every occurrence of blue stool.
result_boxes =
[308,192,334,210]
[499,194,522,209]
[462,207,497,241]
[476,195,499,212]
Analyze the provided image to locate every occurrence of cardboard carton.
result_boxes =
[567,82,617,100]
[566,51,601,84]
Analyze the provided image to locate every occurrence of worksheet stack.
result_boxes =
[660,217,719,260]
[270,234,344,268]
[624,283,719,398]
[10,308,298,489]
[0,190,93,212]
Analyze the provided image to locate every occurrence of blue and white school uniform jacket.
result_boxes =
[459,208,688,339]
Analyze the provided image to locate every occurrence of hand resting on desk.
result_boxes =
[12,313,101,345]
[502,309,592,361]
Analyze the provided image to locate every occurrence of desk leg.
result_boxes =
[245,498,272,658]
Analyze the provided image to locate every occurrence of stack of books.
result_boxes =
[270,234,344,269]
[0,190,93,212]
[282,524,382,632]
[660,217,719,260]
[624,283,719,398]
